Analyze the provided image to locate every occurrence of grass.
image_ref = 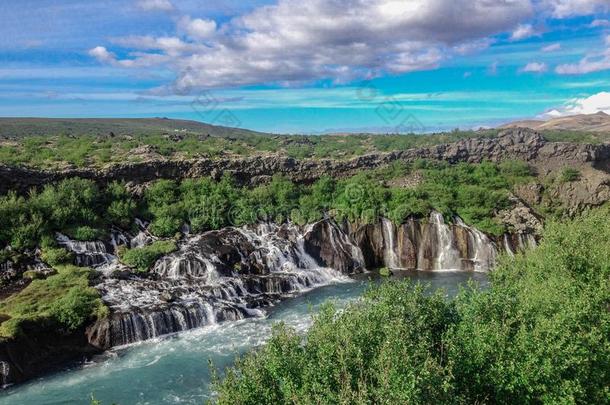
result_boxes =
[118,240,178,272]
[0,122,502,168]
[0,118,607,170]
[0,265,107,338]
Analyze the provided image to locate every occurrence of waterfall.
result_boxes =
[152,248,221,284]
[94,221,352,347]
[454,218,498,272]
[428,212,461,271]
[381,218,400,269]
[0,361,9,388]
[88,216,536,347]
[521,233,537,249]
[56,233,116,267]
[0,261,12,274]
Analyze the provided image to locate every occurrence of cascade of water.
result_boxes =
[381,218,400,269]
[91,216,529,347]
[503,234,516,257]
[0,361,9,388]
[455,218,498,272]
[319,221,366,269]
[96,220,352,347]
[0,261,12,274]
[56,233,116,267]
[429,212,461,271]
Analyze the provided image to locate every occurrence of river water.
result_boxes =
[0,271,487,405]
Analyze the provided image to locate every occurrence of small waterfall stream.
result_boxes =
[381,218,400,269]
[56,234,116,268]
[429,212,462,271]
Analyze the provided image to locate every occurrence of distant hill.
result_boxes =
[0,118,270,139]
[501,111,610,132]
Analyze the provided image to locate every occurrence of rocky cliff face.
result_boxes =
[2,128,609,197]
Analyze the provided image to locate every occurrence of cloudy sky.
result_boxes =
[1,0,610,133]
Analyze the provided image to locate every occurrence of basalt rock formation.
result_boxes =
[1,128,609,198]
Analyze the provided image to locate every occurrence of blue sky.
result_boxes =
[1,0,610,133]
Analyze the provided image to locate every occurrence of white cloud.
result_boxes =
[113,35,204,56]
[541,92,610,117]
[88,46,116,64]
[92,0,534,91]
[543,0,609,18]
[556,36,610,74]
[521,62,548,72]
[178,16,217,40]
[88,45,170,68]
[541,43,561,52]
[590,19,610,27]
[510,24,537,41]
[136,0,174,12]
[453,38,493,55]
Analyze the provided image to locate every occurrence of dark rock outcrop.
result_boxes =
[0,322,100,387]
[2,128,608,196]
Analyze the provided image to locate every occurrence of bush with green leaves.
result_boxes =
[40,247,74,266]
[560,167,581,183]
[118,240,177,272]
[0,265,107,337]
[214,208,610,404]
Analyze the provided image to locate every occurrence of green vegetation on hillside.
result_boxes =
[0,120,502,168]
[0,265,107,338]
[541,129,610,145]
[0,118,608,170]
[213,208,610,404]
[0,160,533,256]
[118,240,177,272]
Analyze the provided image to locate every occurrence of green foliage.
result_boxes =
[49,286,104,331]
[105,182,137,228]
[119,240,177,272]
[214,209,610,404]
[40,247,74,266]
[448,208,610,404]
[215,283,456,404]
[0,160,534,250]
[0,265,106,337]
[69,226,104,241]
[560,167,581,183]
[22,270,48,280]
[378,267,391,277]
[144,180,184,237]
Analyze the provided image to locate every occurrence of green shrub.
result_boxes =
[41,247,74,266]
[119,240,177,272]
[69,226,103,241]
[105,181,137,228]
[23,270,46,280]
[379,267,391,276]
[0,265,106,337]
[49,286,104,331]
[560,167,581,183]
